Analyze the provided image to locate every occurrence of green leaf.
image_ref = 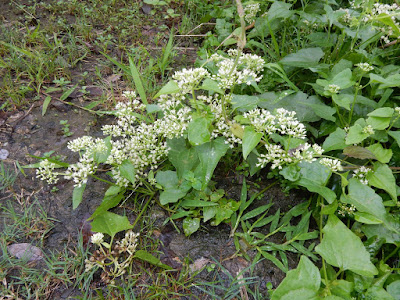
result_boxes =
[376,13,400,36]
[387,280,400,300]
[303,102,336,122]
[134,250,172,270]
[366,143,392,163]
[188,118,211,146]
[332,94,351,110]
[153,80,180,98]
[129,57,147,105]
[354,212,383,224]
[231,94,260,112]
[203,206,217,222]
[272,256,320,300]
[315,215,378,277]
[367,162,397,200]
[194,137,230,188]
[183,217,200,236]
[242,203,273,221]
[267,1,293,20]
[60,84,78,101]
[167,138,199,178]
[330,280,354,299]
[346,123,370,145]
[200,78,224,94]
[280,47,324,68]
[362,217,400,245]
[156,170,179,189]
[299,160,331,186]
[388,131,400,148]
[343,146,376,160]
[344,178,387,222]
[280,165,301,182]
[119,160,136,184]
[91,212,133,239]
[322,128,346,152]
[72,184,86,209]
[370,73,400,89]
[159,188,188,205]
[42,96,52,116]
[180,199,218,207]
[367,107,393,129]
[298,178,336,204]
[365,286,395,300]
[90,189,125,220]
[242,126,262,159]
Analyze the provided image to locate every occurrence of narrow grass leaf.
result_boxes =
[129,57,147,105]
[42,96,51,116]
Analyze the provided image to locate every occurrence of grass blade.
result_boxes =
[128,56,147,105]
[42,96,51,116]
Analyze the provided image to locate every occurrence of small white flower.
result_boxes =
[355,62,374,72]
[91,232,104,245]
[325,84,341,94]
[362,125,374,135]
[320,158,343,172]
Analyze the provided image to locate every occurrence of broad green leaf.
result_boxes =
[272,256,320,300]
[315,215,378,277]
[280,165,301,182]
[330,280,354,299]
[134,250,172,270]
[362,217,400,245]
[332,94,351,110]
[153,80,180,98]
[119,160,136,184]
[346,123,370,145]
[167,138,199,179]
[366,143,392,163]
[231,94,261,112]
[214,199,239,225]
[365,286,395,300]
[156,170,179,189]
[368,107,395,118]
[366,115,392,130]
[343,146,376,160]
[322,128,346,152]
[367,162,397,200]
[188,118,211,146]
[298,160,331,186]
[388,131,400,148]
[280,47,324,68]
[297,178,336,204]
[72,184,86,209]
[42,96,51,116]
[258,92,321,123]
[91,211,133,239]
[200,78,224,94]
[90,191,125,220]
[344,178,387,221]
[303,102,336,122]
[321,200,338,215]
[387,280,400,300]
[159,188,188,205]
[242,126,262,159]
[354,212,383,224]
[203,206,217,222]
[183,217,200,236]
[267,1,293,20]
[194,137,230,188]
[370,73,400,89]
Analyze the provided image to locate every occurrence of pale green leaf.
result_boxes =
[366,143,392,163]
[322,128,346,152]
[367,162,397,200]
[72,184,86,209]
[91,212,133,239]
[280,48,324,68]
[242,126,262,159]
[315,215,378,277]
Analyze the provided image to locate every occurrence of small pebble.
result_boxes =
[0,149,9,159]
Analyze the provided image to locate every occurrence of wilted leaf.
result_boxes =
[343,146,376,160]
[7,243,43,262]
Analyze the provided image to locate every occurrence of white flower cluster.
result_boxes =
[172,67,210,94]
[355,62,374,72]
[338,203,356,217]
[362,125,375,135]
[319,158,343,172]
[65,156,96,187]
[91,232,104,245]
[210,51,265,89]
[36,160,59,184]
[204,95,242,148]
[395,107,400,115]
[244,3,260,24]
[337,8,354,24]
[362,3,400,44]
[257,143,323,170]
[243,108,307,139]
[117,230,139,255]
[353,166,371,185]
[325,84,341,94]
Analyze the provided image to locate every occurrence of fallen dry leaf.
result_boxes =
[7,243,43,262]
[189,257,211,273]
